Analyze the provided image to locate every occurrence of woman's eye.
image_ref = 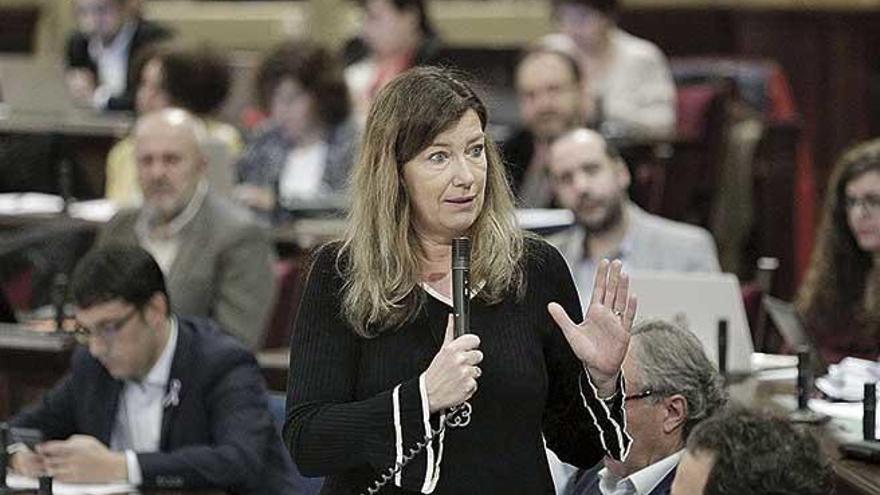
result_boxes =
[428,151,449,164]
[468,145,485,158]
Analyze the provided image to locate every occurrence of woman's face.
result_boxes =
[402,109,487,243]
[135,58,170,115]
[845,169,880,253]
[362,0,420,59]
[270,78,317,142]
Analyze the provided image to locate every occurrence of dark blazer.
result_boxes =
[11,317,298,494]
[66,18,172,111]
[566,463,676,495]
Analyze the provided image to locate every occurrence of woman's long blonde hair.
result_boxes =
[339,67,524,337]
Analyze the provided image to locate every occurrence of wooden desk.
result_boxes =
[0,324,74,419]
[0,111,132,199]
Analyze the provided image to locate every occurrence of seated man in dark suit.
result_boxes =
[671,408,833,495]
[66,0,172,111]
[96,108,276,350]
[9,245,297,493]
[564,320,727,495]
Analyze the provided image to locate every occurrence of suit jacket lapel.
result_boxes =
[95,376,124,446]
[160,319,191,450]
[650,466,677,495]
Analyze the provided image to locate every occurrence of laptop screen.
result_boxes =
[628,270,755,375]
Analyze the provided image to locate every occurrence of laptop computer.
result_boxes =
[0,58,132,134]
[762,294,827,374]
[0,58,81,116]
[628,270,755,375]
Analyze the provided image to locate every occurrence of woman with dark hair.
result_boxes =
[104,43,242,206]
[344,0,443,122]
[797,139,880,364]
[234,40,357,220]
[284,66,637,494]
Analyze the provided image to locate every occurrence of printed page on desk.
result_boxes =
[7,473,137,494]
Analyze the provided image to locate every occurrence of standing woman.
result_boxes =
[284,67,636,494]
[797,139,880,364]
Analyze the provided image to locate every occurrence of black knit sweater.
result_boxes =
[284,238,629,494]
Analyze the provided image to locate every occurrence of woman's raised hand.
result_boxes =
[424,315,483,413]
[548,259,637,397]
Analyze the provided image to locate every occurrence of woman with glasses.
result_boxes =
[797,139,880,364]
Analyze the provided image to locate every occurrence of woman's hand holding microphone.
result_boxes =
[424,315,483,414]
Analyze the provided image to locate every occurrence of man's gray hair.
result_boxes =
[630,319,728,439]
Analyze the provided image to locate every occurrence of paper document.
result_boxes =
[0,193,64,215]
[815,357,880,401]
[6,473,136,494]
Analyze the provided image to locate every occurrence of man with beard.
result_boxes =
[96,108,275,350]
[547,128,719,300]
[503,45,589,207]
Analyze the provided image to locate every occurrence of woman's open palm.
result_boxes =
[548,260,637,386]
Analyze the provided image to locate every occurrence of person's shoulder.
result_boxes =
[177,316,255,368]
[204,193,261,228]
[309,241,345,274]
[524,234,569,272]
[635,207,714,245]
[103,207,140,231]
[135,18,174,42]
[613,28,667,62]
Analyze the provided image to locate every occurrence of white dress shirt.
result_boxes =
[110,317,179,485]
[136,180,208,275]
[88,21,137,109]
[278,140,329,207]
[597,450,682,495]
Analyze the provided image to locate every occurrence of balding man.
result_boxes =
[502,46,588,207]
[96,108,275,350]
[546,128,720,300]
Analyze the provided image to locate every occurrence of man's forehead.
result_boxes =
[553,132,608,161]
[517,52,577,86]
[75,298,129,321]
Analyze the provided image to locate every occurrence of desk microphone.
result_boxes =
[1,423,10,494]
[865,382,876,441]
[789,348,829,424]
[717,319,728,378]
[451,237,470,338]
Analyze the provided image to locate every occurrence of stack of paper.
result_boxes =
[6,473,136,494]
[816,357,880,401]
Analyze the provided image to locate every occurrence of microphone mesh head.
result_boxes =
[452,237,470,269]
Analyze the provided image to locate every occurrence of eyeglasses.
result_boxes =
[72,308,139,345]
[624,389,657,402]
[844,194,880,216]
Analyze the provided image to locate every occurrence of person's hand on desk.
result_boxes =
[548,259,637,398]
[66,69,96,105]
[35,435,127,483]
[9,446,46,478]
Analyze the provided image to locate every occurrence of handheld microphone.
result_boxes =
[451,237,470,338]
